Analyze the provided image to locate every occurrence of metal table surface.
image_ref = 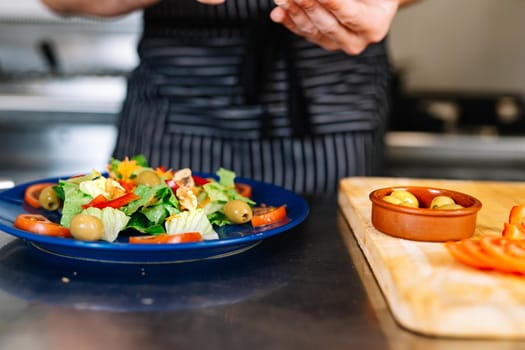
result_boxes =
[0,196,523,349]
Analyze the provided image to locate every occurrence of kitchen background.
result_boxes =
[1,0,525,187]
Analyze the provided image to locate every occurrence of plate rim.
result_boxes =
[0,173,309,261]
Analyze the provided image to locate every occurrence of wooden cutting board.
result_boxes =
[338,177,525,339]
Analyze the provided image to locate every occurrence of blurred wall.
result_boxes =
[389,0,525,96]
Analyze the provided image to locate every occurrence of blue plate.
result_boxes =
[0,174,309,264]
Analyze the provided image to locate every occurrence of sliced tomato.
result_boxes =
[479,237,525,274]
[84,192,139,210]
[251,205,287,227]
[506,241,525,258]
[128,232,202,244]
[447,237,525,275]
[129,234,170,244]
[235,183,252,198]
[502,222,525,239]
[24,182,56,209]
[509,204,525,231]
[167,232,202,243]
[14,214,71,237]
[462,239,517,272]
[444,241,492,270]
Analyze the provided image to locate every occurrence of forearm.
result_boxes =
[41,0,160,17]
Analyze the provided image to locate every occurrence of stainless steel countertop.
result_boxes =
[385,131,525,181]
[0,196,523,349]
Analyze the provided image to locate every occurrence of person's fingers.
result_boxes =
[270,7,341,52]
[270,7,302,35]
[293,0,368,54]
[318,0,396,43]
[283,2,320,36]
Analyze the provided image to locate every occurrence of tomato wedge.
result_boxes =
[24,182,56,209]
[14,214,71,237]
[251,205,287,227]
[128,232,203,244]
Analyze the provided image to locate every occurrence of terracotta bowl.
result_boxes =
[369,186,482,242]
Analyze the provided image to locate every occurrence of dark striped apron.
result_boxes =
[113,0,391,195]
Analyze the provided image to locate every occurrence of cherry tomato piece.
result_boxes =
[14,214,71,237]
[24,183,56,209]
[235,183,252,198]
[251,205,287,227]
[128,232,202,244]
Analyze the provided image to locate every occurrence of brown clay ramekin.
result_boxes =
[369,186,482,242]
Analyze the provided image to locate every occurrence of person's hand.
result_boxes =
[41,0,160,17]
[270,0,401,55]
[195,0,226,4]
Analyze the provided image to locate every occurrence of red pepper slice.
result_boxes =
[192,175,210,186]
[82,194,108,209]
[165,179,178,192]
[118,179,136,193]
[84,192,139,210]
[166,175,209,192]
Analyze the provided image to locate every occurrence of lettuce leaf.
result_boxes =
[59,181,92,227]
[202,172,255,226]
[126,213,165,234]
[217,167,235,187]
[122,183,180,216]
[165,208,218,240]
[83,207,130,242]
[118,183,181,234]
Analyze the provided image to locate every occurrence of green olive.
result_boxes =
[382,195,403,205]
[430,195,456,209]
[390,190,419,208]
[70,214,104,241]
[136,170,161,186]
[38,185,61,211]
[435,203,464,210]
[224,200,253,224]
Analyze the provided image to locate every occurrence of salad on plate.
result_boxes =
[14,155,288,244]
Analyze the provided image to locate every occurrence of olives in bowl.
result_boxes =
[369,186,482,242]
